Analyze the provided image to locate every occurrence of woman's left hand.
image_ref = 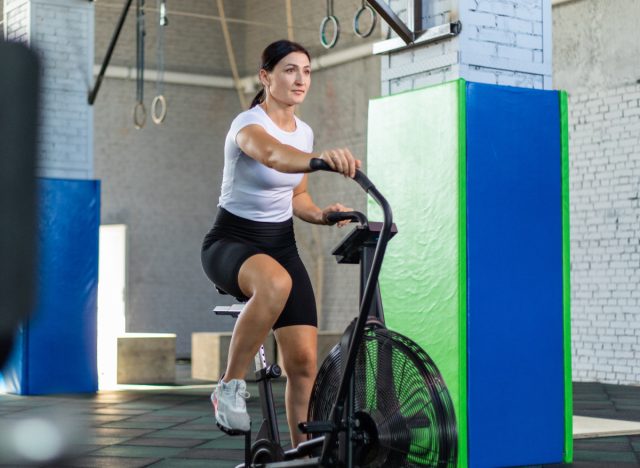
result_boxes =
[322,203,354,227]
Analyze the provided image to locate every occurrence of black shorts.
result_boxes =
[201,208,317,329]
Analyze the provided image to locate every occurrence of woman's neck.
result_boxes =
[260,99,296,132]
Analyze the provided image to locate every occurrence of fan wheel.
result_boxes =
[307,324,457,467]
[251,439,285,464]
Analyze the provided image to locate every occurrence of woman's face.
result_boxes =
[261,51,311,106]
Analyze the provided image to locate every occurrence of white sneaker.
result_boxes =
[211,378,251,432]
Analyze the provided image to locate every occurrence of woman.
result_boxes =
[201,39,361,447]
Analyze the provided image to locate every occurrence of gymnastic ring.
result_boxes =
[133,101,146,129]
[353,4,376,38]
[151,95,167,125]
[320,15,340,49]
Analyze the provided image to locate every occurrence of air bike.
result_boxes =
[213,159,458,467]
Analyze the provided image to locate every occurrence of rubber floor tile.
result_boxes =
[572,462,640,468]
[198,437,249,449]
[89,436,135,445]
[93,408,149,416]
[100,420,182,430]
[177,448,243,460]
[124,437,208,448]
[146,429,218,439]
[168,422,218,431]
[577,436,630,444]
[126,414,196,422]
[574,440,633,452]
[85,414,133,424]
[573,449,638,463]
[55,456,161,467]
[146,409,204,417]
[92,394,143,404]
[149,459,238,468]
[92,427,155,438]
[576,401,615,410]
[89,445,186,458]
[111,402,176,410]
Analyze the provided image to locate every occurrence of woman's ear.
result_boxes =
[258,69,270,88]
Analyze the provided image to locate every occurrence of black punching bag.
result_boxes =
[0,41,40,367]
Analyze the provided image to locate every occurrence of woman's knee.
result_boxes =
[259,270,292,304]
[239,255,292,304]
[284,349,317,380]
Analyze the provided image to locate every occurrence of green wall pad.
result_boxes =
[367,80,468,467]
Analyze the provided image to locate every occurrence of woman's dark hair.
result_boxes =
[250,40,311,108]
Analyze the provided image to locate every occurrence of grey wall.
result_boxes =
[91,0,381,357]
[93,78,239,357]
[553,0,640,384]
[553,0,640,92]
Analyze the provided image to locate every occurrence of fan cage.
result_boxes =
[307,324,457,468]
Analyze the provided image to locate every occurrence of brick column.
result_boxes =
[4,0,94,179]
[379,0,552,95]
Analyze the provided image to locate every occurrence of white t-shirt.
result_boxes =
[218,105,314,222]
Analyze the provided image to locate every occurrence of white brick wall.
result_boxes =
[381,0,455,94]
[3,0,29,42]
[4,0,95,179]
[568,82,640,384]
[381,0,552,95]
[459,0,551,88]
[38,0,94,179]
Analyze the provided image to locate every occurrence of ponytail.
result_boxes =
[250,88,265,108]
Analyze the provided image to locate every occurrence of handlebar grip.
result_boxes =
[309,157,332,172]
[309,157,374,193]
[326,211,368,226]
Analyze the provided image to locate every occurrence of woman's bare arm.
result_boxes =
[292,175,353,226]
[236,124,360,177]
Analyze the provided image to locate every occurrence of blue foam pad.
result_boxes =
[1,178,100,394]
[465,83,565,466]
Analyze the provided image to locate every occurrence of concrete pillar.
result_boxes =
[378,0,552,95]
[3,0,94,178]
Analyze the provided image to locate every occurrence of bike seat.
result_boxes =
[212,303,245,319]
[215,285,247,303]
[213,287,247,318]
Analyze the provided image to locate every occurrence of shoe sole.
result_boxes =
[212,402,250,435]
[216,420,250,436]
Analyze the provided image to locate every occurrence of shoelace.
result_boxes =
[236,387,250,403]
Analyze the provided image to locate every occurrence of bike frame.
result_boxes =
[317,165,393,467]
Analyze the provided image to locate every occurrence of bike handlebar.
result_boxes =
[309,158,374,193]
[325,210,368,226]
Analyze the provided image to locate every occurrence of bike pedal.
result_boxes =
[298,421,334,434]
[216,421,250,437]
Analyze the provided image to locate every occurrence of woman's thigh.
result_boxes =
[272,253,317,329]
[201,238,261,300]
[202,238,294,304]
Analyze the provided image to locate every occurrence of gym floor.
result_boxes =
[1,364,639,468]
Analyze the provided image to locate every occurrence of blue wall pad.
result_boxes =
[466,83,564,466]
[1,178,100,395]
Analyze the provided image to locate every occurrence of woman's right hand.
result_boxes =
[318,148,362,178]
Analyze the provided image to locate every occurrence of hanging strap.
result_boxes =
[133,0,147,129]
[285,0,294,41]
[152,0,168,125]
